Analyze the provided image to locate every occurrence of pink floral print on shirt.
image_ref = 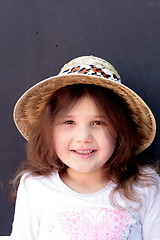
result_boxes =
[57,208,137,240]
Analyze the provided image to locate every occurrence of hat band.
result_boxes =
[60,64,121,83]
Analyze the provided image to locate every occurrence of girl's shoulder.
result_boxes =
[137,167,160,196]
[140,166,160,181]
[19,172,58,190]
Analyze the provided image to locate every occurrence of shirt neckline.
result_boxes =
[54,172,113,197]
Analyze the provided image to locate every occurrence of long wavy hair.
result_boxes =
[12,84,158,206]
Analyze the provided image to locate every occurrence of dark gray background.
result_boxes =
[0,0,160,235]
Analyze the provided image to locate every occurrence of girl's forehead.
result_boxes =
[63,97,109,120]
[68,96,97,111]
[53,93,109,122]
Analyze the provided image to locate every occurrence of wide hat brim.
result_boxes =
[13,73,156,153]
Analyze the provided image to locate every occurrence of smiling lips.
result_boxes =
[75,150,94,154]
[71,149,96,159]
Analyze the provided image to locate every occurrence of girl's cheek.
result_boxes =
[105,126,117,143]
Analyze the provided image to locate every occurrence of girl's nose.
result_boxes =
[75,126,92,143]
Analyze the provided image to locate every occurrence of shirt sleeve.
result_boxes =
[142,175,160,240]
[10,174,39,240]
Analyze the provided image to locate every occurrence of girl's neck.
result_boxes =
[60,168,109,194]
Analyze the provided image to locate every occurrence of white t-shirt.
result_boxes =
[10,172,160,240]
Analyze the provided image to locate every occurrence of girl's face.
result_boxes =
[53,96,117,176]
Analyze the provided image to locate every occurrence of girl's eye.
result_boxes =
[92,121,102,126]
[64,120,75,125]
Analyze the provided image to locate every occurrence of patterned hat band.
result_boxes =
[60,65,121,83]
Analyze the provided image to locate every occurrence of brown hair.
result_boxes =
[12,84,157,205]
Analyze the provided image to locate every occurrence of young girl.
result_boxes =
[11,56,160,239]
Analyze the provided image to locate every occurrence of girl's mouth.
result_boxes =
[74,150,94,154]
[71,149,96,159]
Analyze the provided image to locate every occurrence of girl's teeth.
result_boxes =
[75,150,93,154]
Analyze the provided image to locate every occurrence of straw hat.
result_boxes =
[13,55,156,153]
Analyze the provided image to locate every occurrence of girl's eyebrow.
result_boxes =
[62,114,107,119]
[61,114,74,118]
